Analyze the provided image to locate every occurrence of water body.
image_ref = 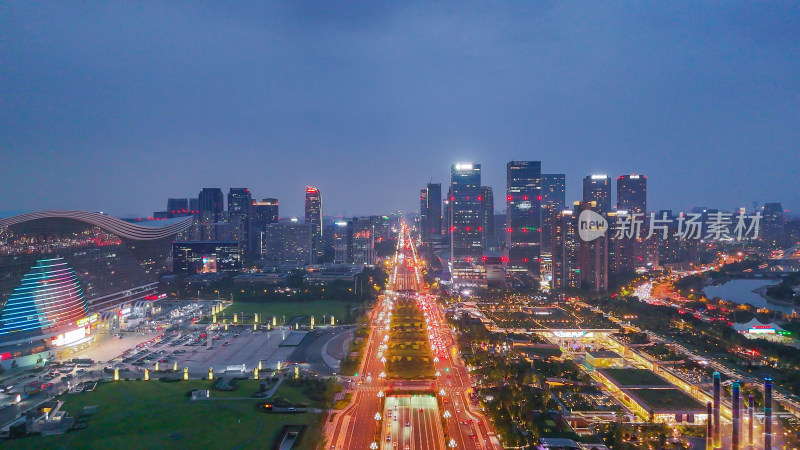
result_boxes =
[704,279,798,314]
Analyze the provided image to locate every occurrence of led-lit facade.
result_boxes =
[305,187,323,262]
[0,211,191,362]
[506,161,542,277]
[450,163,482,262]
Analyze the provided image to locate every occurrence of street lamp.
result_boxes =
[448,438,457,447]
[374,412,382,421]
[377,390,384,398]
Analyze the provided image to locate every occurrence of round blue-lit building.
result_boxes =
[0,211,192,368]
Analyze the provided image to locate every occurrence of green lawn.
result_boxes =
[219,300,356,325]
[8,380,323,450]
[386,299,434,379]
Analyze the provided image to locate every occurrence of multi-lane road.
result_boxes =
[327,224,498,449]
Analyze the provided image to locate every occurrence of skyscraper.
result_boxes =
[426,183,442,239]
[582,175,611,214]
[449,163,482,262]
[540,174,565,255]
[198,188,224,222]
[552,207,579,289]
[305,187,323,262]
[227,188,252,254]
[762,202,784,248]
[617,174,647,215]
[480,186,494,247]
[251,198,279,256]
[506,161,542,279]
[167,198,190,217]
[419,188,428,239]
[578,201,608,291]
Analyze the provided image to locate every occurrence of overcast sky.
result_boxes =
[2,1,798,218]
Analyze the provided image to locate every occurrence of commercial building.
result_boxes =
[166,198,192,217]
[762,202,784,248]
[227,188,252,254]
[198,188,224,223]
[425,183,442,240]
[541,174,566,255]
[506,161,542,279]
[551,208,580,289]
[333,218,376,265]
[0,211,192,367]
[616,174,647,215]
[172,241,242,274]
[480,186,495,248]
[305,187,323,262]
[449,163,483,262]
[582,175,611,214]
[263,222,313,266]
[251,198,279,256]
[578,201,608,291]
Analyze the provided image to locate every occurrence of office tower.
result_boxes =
[263,222,313,266]
[228,188,252,253]
[582,175,611,214]
[617,174,647,215]
[552,207,579,289]
[370,215,391,242]
[449,163,482,262]
[426,183,442,239]
[419,188,428,239]
[443,189,452,241]
[506,161,542,278]
[713,372,721,448]
[198,188,224,222]
[762,203,784,248]
[578,201,608,291]
[765,378,772,449]
[172,241,242,273]
[351,217,375,264]
[333,220,350,262]
[189,198,199,214]
[732,380,741,450]
[304,187,323,262]
[167,198,190,217]
[541,174,566,255]
[251,198,279,256]
[706,402,713,450]
[748,394,754,448]
[480,186,494,246]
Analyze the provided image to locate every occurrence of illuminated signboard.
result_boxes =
[76,313,100,327]
[747,327,776,334]
[51,326,90,347]
[552,331,591,338]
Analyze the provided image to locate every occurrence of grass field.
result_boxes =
[219,300,356,325]
[7,380,323,450]
[386,298,434,379]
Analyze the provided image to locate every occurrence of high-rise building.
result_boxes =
[227,188,252,253]
[263,222,313,266]
[172,241,242,274]
[419,188,428,239]
[426,183,442,239]
[582,175,611,214]
[480,186,494,247]
[443,189,452,242]
[198,188,224,223]
[304,187,323,262]
[617,174,647,215]
[167,198,190,218]
[189,198,199,214]
[506,161,542,278]
[762,202,784,248]
[541,174,565,255]
[578,201,608,291]
[351,217,375,264]
[449,163,482,262]
[251,198,279,256]
[552,207,579,289]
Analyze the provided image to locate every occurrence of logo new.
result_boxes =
[578,210,607,242]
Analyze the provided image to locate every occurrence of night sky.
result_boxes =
[2,2,798,218]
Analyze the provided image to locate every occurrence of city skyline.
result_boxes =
[2,2,799,217]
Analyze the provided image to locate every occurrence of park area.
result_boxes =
[7,379,328,450]
[385,298,434,379]
[218,299,358,325]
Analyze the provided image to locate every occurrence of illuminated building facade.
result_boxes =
[0,211,191,366]
[252,198,279,256]
[480,186,494,247]
[304,187,323,262]
[172,241,242,274]
[506,161,542,278]
[582,175,611,214]
[541,173,565,255]
[450,163,482,262]
[425,183,442,240]
[616,174,647,215]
